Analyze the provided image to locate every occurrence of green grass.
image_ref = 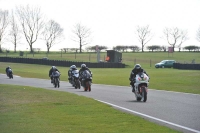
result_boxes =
[0,84,181,133]
[1,51,200,67]
[0,52,199,132]
[0,62,200,94]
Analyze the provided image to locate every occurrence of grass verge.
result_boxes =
[0,62,200,94]
[0,84,181,133]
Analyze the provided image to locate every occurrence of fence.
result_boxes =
[0,57,125,68]
[173,63,200,70]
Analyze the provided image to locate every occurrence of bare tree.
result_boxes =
[0,10,9,52]
[136,25,153,52]
[9,10,21,52]
[42,20,64,53]
[128,45,140,52]
[114,45,128,52]
[196,26,200,42]
[163,27,188,52]
[72,23,91,53]
[86,45,108,52]
[16,5,44,53]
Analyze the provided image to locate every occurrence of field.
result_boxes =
[0,51,199,133]
[0,51,200,94]
[1,51,200,67]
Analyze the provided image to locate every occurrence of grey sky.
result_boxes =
[1,0,200,51]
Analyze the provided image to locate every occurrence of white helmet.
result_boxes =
[71,65,76,69]
[52,66,56,70]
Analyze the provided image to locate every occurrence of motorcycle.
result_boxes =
[81,70,92,91]
[7,68,13,79]
[131,72,149,102]
[71,70,81,89]
[52,71,60,88]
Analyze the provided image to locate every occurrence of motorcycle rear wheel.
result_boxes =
[88,81,91,91]
[85,81,90,91]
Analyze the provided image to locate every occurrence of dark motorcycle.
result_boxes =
[52,71,60,88]
[7,69,13,79]
[72,70,80,89]
[81,70,92,91]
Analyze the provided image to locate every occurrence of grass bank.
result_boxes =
[0,84,180,133]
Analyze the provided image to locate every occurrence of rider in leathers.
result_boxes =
[49,66,60,83]
[79,64,92,87]
[5,66,12,77]
[129,64,149,92]
[68,65,78,85]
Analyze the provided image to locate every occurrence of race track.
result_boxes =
[1,74,200,133]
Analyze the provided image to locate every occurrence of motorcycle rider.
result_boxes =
[68,65,78,85]
[79,64,92,86]
[49,66,60,83]
[5,66,12,77]
[129,64,149,92]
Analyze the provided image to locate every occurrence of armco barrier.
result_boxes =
[0,57,125,68]
[173,63,200,70]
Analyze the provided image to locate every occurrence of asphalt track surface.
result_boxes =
[0,74,200,133]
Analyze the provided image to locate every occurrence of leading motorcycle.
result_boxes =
[52,71,60,88]
[71,70,81,89]
[7,68,13,79]
[131,72,149,102]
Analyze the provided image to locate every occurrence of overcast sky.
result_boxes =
[1,0,200,51]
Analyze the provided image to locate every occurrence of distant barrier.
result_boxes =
[173,63,200,70]
[0,57,125,68]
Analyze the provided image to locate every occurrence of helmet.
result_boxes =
[81,64,86,69]
[52,66,56,70]
[71,65,76,70]
[134,64,141,70]
[8,66,10,69]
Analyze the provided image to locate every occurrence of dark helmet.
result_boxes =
[81,64,86,69]
[8,66,10,69]
[134,64,141,70]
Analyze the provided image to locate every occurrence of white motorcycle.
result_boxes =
[131,72,149,102]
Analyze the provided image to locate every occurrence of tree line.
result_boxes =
[0,5,87,53]
[0,5,200,53]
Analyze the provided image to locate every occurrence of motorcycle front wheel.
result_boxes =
[57,78,60,88]
[54,79,57,88]
[141,87,147,102]
[76,80,80,89]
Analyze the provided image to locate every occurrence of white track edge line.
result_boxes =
[96,99,200,133]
